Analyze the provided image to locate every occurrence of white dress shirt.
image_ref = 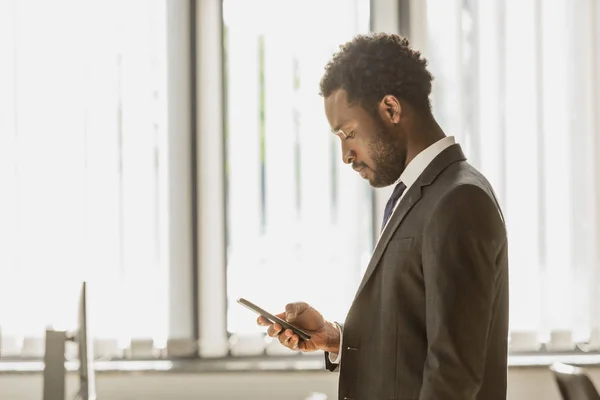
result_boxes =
[328,136,456,364]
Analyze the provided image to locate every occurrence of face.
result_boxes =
[324,90,407,188]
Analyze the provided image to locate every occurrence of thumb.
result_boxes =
[285,302,308,322]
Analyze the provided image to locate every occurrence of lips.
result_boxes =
[355,167,367,178]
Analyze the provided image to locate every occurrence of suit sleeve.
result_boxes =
[418,184,506,400]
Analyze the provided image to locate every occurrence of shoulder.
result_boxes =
[433,162,499,205]
[429,162,505,229]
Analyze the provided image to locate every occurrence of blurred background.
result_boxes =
[0,0,599,398]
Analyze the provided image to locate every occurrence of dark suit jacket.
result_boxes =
[326,144,509,400]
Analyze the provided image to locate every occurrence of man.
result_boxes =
[258,33,509,400]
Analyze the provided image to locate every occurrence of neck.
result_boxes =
[404,114,445,167]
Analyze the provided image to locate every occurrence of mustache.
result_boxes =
[352,161,368,170]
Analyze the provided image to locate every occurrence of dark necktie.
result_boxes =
[381,181,407,232]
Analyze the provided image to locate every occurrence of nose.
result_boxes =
[341,142,355,165]
[343,150,355,165]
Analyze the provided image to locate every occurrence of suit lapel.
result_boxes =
[354,144,467,300]
[355,183,423,298]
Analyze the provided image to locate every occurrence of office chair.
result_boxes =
[550,362,600,400]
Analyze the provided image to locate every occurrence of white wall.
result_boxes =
[1,367,596,400]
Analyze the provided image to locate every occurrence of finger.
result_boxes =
[257,316,271,326]
[297,339,308,351]
[285,302,309,322]
[267,323,282,338]
[278,330,297,349]
[273,312,286,320]
[278,331,292,346]
[267,326,278,337]
[289,334,299,350]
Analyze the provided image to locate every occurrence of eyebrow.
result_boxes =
[331,124,346,135]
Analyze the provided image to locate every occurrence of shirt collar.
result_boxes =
[395,136,456,189]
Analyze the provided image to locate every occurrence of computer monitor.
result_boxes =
[43,281,97,400]
[76,281,97,400]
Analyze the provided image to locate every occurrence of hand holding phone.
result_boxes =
[238,298,342,354]
[237,298,311,341]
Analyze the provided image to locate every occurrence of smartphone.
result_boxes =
[237,297,311,341]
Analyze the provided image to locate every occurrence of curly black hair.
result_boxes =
[319,33,434,115]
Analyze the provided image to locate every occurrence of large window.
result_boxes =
[425,0,600,350]
[3,0,599,365]
[0,0,192,357]
[222,0,373,344]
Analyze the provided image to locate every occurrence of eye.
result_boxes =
[332,128,355,140]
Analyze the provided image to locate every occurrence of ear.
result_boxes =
[377,95,401,125]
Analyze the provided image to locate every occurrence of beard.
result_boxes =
[357,117,407,188]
